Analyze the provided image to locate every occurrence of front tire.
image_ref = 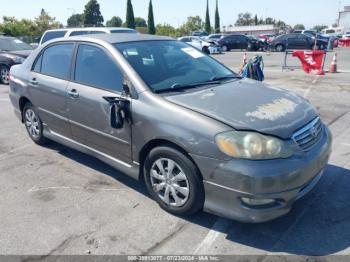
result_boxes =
[144,146,204,216]
[202,46,210,55]
[0,65,9,85]
[23,103,48,145]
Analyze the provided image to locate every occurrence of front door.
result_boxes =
[29,43,75,137]
[67,43,132,164]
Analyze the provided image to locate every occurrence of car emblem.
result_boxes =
[310,126,318,138]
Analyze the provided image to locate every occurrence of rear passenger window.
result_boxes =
[40,43,74,79]
[41,31,67,44]
[32,54,43,72]
[74,44,123,92]
[69,31,89,36]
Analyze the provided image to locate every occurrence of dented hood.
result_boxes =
[165,79,318,139]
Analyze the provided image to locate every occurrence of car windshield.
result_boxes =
[0,38,33,51]
[114,40,237,93]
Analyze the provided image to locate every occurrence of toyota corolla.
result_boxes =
[9,34,332,222]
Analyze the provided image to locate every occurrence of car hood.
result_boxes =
[165,79,318,139]
[5,50,32,58]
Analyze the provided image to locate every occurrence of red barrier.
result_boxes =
[292,50,325,75]
[338,39,350,47]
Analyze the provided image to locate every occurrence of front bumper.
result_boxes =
[191,126,332,223]
[208,46,222,54]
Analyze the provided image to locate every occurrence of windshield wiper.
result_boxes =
[155,80,222,94]
[210,75,242,81]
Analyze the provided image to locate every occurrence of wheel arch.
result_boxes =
[19,96,32,122]
[138,138,204,182]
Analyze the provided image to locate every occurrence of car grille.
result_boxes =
[292,117,323,151]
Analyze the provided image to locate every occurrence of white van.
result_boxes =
[39,27,138,45]
[321,27,344,37]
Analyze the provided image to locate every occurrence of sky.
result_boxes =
[2,0,350,29]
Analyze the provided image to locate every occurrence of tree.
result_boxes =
[156,23,177,37]
[178,16,203,35]
[0,17,37,37]
[126,0,135,29]
[254,14,258,25]
[148,0,156,34]
[313,25,327,32]
[35,9,62,34]
[265,17,276,25]
[67,14,83,27]
[135,17,147,27]
[214,0,220,33]
[294,24,305,30]
[235,12,253,26]
[83,0,104,27]
[106,16,123,27]
[204,0,211,33]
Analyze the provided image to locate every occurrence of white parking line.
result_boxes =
[193,218,230,254]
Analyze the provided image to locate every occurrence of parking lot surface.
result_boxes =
[0,48,350,256]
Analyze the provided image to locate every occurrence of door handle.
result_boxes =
[68,89,79,99]
[29,78,38,86]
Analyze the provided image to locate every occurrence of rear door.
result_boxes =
[296,34,311,49]
[286,34,300,49]
[29,43,75,137]
[67,43,132,164]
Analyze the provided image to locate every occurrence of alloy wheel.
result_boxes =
[150,158,190,207]
[0,67,9,85]
[25,109,40,139]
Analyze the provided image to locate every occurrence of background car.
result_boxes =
[0,36,33,84]
[178,36,221,54]
[246,35,267,51]
[192,31,209,37]
[39,27,138,45]
[217,34,260,52]
[258,33,277,44]
[343,32,350,39]
[269,33,328,52]
[205,34,223,41]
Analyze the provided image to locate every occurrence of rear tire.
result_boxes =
[0,65,9,85]
[144,146,204,216]
[275,44,285,52]
[222,45,229,52]
[23,102,48,145]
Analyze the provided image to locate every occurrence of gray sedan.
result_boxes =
[9,34,332,223]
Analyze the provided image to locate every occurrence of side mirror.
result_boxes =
[103,96,130,129]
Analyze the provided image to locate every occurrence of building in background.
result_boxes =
[223,25,279,35]
[338,6,350,32]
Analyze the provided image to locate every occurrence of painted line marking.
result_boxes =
[193,218,230,254]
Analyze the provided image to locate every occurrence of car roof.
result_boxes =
[43,27,135,33]
[54,33,174,44]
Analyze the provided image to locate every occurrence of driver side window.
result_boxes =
[74,44,124,93]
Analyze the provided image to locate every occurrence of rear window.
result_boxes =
[69,31,106,36]
[110,29,137,34]
[41,31,67,44]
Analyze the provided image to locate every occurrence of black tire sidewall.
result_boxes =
[23,103,47,145]
[0,65,9,85]
[276,44,284,52]
[144,146,204,216]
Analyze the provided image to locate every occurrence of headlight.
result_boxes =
[3,54,25,64]
[215,131,293,160]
